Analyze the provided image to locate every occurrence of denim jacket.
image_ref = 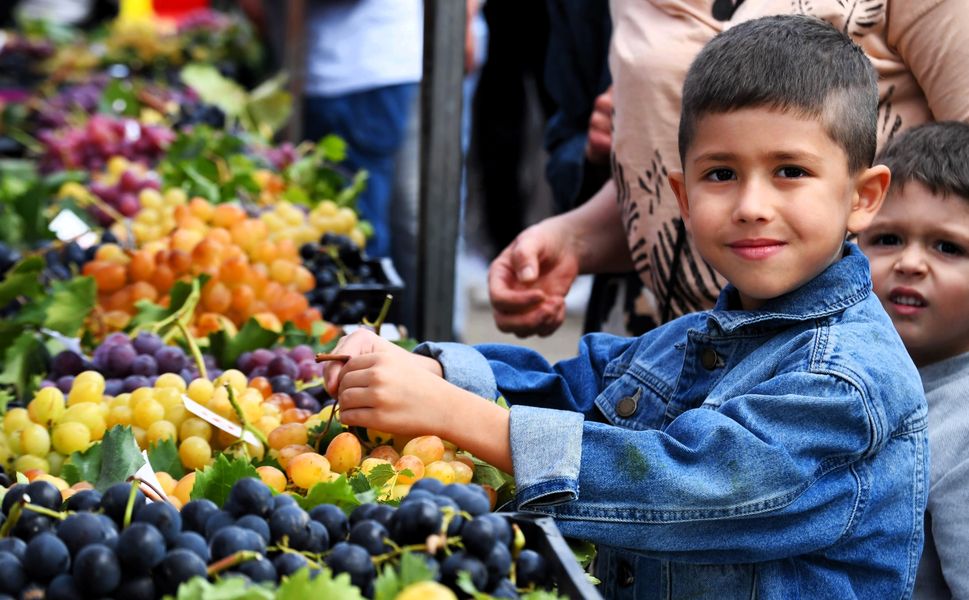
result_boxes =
[417,245,928,599]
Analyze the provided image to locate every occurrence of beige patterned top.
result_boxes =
[609,0,969,321]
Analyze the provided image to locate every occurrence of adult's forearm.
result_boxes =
[550,180,634,274]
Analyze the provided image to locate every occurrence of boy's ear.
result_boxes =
[668,171,691,229]
[847,164,891,234]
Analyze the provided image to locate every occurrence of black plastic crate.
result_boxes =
[324,257,405,324]
[502,513,603,600]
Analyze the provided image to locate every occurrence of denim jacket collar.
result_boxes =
[707,243,871,335]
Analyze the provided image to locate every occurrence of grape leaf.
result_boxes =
[128,275,207,331]
[61,426,146,491]
[42,275,96,335]
[0,257,44,306]
[373,564,401,600]
[207,317,279,369]
[0,332,48,402]
[180,63,248,118]
[294,475,369,513]
[520,591,570,600]
[0,388,13,414]
[190,453,259,507]
[365,463,397,490]
[317,134,347,163]
[148,438,186,480]
[373,550,436,600]
[170,574,274,599]
[308,419,346,453]
[275,566,365,600]
[61,440,103,486]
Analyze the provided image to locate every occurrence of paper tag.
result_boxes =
[41,329,85,355]
[49,209,98,248]
[342,323,401,341]
[182,395,261,447]
[134,450,170,503]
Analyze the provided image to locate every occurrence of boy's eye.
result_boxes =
[776,166,807,178]
[935,240,965,256]
[704,168,735,182]
[868,233,902,246]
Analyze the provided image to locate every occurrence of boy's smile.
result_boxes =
[859,182,969,366]
[669,108,887,310]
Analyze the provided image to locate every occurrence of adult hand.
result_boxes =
[488,221,580,337]
[585,87,613,164]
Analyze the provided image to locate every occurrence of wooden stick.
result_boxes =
[315,353,351,363]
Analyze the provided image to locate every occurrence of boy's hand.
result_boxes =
[335,352,452,437]
[322,329,442,397]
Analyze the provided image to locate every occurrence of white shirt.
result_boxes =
[305,0,423,97]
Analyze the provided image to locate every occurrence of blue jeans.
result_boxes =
[304,83,418,257]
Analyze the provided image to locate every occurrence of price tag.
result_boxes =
[342,323,401,341]
[134,450,170,503]
[182,395,261,447]
[49,209,98,248]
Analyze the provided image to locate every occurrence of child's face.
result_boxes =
[858,183,969,366]
[669,107,887,310]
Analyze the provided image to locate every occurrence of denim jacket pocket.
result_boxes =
[664,562,760,600]
[595,362,674,431]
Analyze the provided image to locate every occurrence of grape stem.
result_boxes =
[362,294,393,332]
[206,550,263,576]
[123,480,139,528]
[0,501,22,537]
[177,321,208,380]
[22,503,67,521]
[224,383,270,451]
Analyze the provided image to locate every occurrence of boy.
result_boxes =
[857,121,969,600]
[325,16,927,599]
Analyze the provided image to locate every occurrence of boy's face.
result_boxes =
[858,183,969,366]
[669,107,887,310]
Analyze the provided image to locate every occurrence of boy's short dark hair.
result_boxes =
[678,15,878,173]
[877,121,969,200]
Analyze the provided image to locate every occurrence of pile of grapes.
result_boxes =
[0,476,557,599]
[37,114,174,174]
[301,234,391,324]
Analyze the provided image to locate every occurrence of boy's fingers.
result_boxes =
[337,406,378,429]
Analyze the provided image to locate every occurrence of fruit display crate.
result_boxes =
[325,257,405,325]
[504,513,604,600]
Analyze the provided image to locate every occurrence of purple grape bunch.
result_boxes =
[236,345,326,413]
[42,332,220,396]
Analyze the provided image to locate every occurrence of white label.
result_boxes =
[49,209,98,248]
[182,395,261,447]
[134,450,170,503]
[342,323,401,341]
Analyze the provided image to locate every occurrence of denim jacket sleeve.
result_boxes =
[519,367,878,563]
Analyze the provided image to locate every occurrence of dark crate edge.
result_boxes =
[501,512,603,600]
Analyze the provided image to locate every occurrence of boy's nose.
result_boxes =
[893,245,928,275]
[731,181,773,223]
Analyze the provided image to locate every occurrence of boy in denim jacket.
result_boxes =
[857,122,969,600]
[325,15,927,599]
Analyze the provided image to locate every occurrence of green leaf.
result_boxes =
[12,180,56,245]
[61,442,103,487]
[180,64,248,117]
[245,73,292,137]
[365,463,397,490]
[568,538,597,570]
[96,426,146,491]
[98,80,140,117]
[519,591,570,600]
[207,318,279,369]
[190,454,259,507]
[276,566,365,600]
[61,426,145,491]
[148,438,186,480]
[308,419,346,453]
[373,564,401,600]
[43,276,96,335]
[169,575,275,600]
[128,276,207,331]
[317,135,347,163]
[373,552,440,600]
[455,571,491,600]
[294,475,366,513]
[183,163,221,202]
[0,257,44,306]
[0,388,13,414]
[0,332,48,402]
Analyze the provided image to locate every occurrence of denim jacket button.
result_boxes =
[701,348,720,370]
[616,388,641,418]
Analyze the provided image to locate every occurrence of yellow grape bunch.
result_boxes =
[260,200,368,249]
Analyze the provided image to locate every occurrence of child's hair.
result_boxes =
[877,121,969,200]
[678,15,878,173]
